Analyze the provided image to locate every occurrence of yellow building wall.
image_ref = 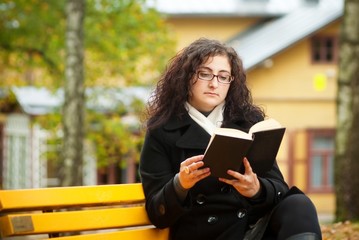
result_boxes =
[245,22,340,215]
[165,17,258,50]
[247,40,337,107]
[165,15,340,216]
[290,129,336,216]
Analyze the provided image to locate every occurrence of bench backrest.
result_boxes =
[0,183,169,239]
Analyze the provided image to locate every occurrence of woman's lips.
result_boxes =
[204,92,219,96]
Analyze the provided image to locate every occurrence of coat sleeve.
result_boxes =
[139,129,190,228]
[244,161,289,223]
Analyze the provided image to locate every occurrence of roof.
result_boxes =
[10,87,152,116]
[148,0,308,17]
[11,87,63,115]
[228,0,344,70]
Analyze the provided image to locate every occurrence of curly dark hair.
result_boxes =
[145,38,264,130]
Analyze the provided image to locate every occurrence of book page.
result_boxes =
[205,128,252,154]
[249,118,283,135]
[213,127,252,140]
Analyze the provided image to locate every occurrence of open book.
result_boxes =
[203,118,286,178]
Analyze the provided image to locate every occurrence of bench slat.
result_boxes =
[0,183,169,239]
[0,183,144,211]
[43,228,169,240]
[0,206,151,237]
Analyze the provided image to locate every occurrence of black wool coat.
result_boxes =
[139,113,289,240]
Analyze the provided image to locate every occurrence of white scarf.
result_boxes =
[185,101,225,136]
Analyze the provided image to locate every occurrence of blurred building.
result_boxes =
[151,0,343,217]
[0,87,151,188]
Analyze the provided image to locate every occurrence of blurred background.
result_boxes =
[0,0,354,223]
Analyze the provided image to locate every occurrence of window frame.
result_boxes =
[310,36,338,64]
[306,128,335,193]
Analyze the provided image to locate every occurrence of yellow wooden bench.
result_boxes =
[0,183,169,239]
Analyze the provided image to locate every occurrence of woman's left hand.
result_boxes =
[219,158,261,198]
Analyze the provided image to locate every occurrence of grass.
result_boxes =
[321,221,359,240]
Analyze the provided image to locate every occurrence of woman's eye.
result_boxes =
[200,72,211,77]
[219,75,229,81]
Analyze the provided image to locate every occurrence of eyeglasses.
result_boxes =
[197,71,233,84]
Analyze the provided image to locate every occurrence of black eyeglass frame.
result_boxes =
[196,71,234,84]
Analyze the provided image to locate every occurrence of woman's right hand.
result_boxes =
[178,155,211,189]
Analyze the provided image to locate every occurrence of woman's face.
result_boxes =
[188,55,232,112]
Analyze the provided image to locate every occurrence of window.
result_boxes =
[311,36,338,63]
[307,129,335,193]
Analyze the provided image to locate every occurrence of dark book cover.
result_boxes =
[203,127,286,179]
[245,128,286,176]
[202,135,252,179]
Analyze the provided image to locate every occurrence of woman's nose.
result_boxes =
[209,76,219,88]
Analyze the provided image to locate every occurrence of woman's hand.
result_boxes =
[179,155,211,189]
[219,158,261,198]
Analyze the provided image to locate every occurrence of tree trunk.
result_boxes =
[60,0,85,186]
[335,0,359,221]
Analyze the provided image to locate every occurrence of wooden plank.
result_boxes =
[42,228,169,240]
[0,183,145,211]
[0,206,152,237]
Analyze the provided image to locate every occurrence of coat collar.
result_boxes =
[164,114,211,150]
[163,114,246,150]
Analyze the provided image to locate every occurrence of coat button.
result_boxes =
[196,194,206,205]
[207,215,218,225]
[237,209,247,219]
[158,204,165,215]
[277,191,282,199]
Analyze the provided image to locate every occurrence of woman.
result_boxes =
[139,38,322,240]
